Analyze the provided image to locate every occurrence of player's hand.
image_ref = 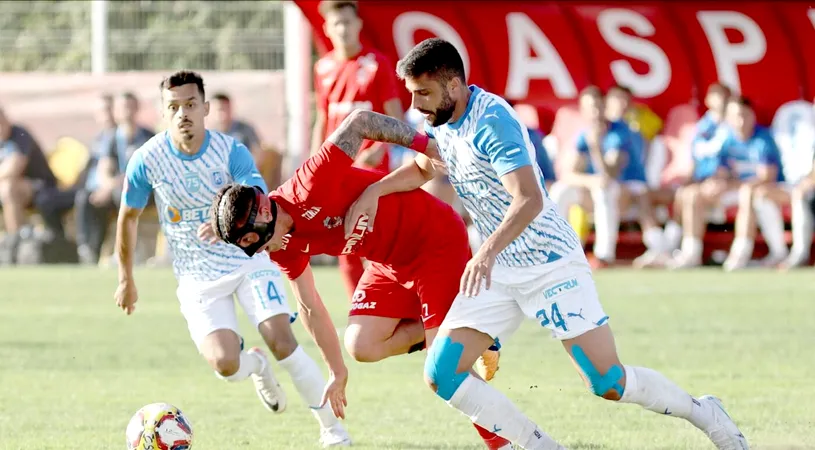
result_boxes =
[461,248,496,298]
[320,370,348,420]
[114,280,138,315]
[344,185,380,238]
[197,222,219,244]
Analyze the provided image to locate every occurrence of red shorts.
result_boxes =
[348,234,470,330]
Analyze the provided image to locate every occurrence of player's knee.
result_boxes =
[423,336,468,401]
[210,355,241,378]
[343,331,385,363]
[572,345,626,401]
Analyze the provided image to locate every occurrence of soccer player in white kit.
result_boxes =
[347,39,748,450]
[113,71,351,447]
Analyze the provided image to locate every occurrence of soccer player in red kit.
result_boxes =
[311,0,405,301]
[211,109,511,450]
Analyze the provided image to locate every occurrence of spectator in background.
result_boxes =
[549,86,634,267]
[641,82,732,268]
[74,92,153,264]
[209,93,262,155]
[311,0,405,301]
[717,97,786,270]
[604,85,667,268]
[0,106,66,260]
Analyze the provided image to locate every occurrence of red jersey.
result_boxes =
[269,142,463,280]
[314,47,401,173]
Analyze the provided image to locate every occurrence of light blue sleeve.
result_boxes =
[604,128,627,152]
[472,105,532,177]
[755,130,780,166]
[228,141,268,193]
[122,151,152,209]
[423,121,435,139]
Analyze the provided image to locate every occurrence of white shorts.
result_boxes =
[623,180,649,196]
[176,257,294,350]
[441,250,607,345]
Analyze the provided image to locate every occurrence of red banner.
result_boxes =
[296,1,813,127]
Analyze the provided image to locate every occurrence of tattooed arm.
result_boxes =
[326,109,421,160]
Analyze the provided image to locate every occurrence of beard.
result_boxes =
[425,90,456,127]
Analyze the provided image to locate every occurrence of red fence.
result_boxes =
[296,1,814,128]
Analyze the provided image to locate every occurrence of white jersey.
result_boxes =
[425,85,581,267]
[123,130,268,282]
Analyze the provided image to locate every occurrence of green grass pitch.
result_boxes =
[0,266,812,449]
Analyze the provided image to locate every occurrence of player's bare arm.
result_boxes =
[114,205,143,315]
[289,265,349,419]
[461,166,543,297]
[343,142,442,238]
[327,109,425,160]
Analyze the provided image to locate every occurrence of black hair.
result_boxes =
[396,38,465,84]
[160,70,206,99]
[211,92,231,103]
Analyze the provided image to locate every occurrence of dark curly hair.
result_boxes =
[210,184,256,243]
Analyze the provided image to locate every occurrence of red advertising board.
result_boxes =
[296,1,813,127]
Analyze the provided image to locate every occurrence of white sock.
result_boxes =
[218,351,262,382]
[449,375,564,450]
[642,227,664,252]
[278,346,338,429]
[727,237,754,263]
[790,192,814,261]
[591,183,621,261]
[619,366,716,432]
[753,197,788,258]
[663,221,683,253]
[679,236,703,262]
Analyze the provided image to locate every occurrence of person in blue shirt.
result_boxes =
[74,92,154,264]
[661,83,739,269]
[549,86,634,266]
[716,96,788,270]
[604,84,673,269]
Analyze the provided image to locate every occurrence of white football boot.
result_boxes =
[699,395,749,450]
[320,423,352,447]
[247,347,287,414]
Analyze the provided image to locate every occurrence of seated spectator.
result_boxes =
[74,92,153,264]
[641,82,732,267]
[716,97,786,270]
[209,92,262,155]
[0,106,68,260]
[549,86,635,267]
[605,85,667,267]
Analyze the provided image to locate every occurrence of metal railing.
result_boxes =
[0,0,286,72]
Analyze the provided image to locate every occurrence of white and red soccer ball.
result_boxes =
[126,403,193,450]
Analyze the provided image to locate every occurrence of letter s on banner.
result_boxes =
[392,12,471,80]
[597,8,671,98]
[505,12,577,99]
[697,11,767,94]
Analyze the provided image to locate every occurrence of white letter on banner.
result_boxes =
[505,12,577,99]
[598,8,671,98]
[698,11,767,94]
[393,12,470,80]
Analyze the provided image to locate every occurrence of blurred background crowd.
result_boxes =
[1,1,814,300]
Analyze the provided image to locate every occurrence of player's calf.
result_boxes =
[257,313,299,361]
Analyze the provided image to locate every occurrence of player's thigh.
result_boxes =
[234,260,296,348]
[435,286,523,375]
[235,260,295,330]
[346,263,420,354]
[176,285,241,360]
[516,259,609,343]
